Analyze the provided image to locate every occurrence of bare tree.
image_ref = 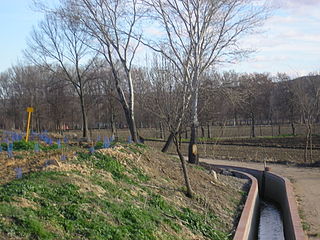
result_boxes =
[0,72,11,129]
[94,65,119,138]
[173,134,193,198]
[61,0,145,142]
[143,55,193,197]
[239,73,272,138]
[143,55,192,150]
[44,70,72,132]
[291,74,320,162]
[144,0,268,163]
[25,10,96,140]
[220,71,244,126]
[274,73,297,135]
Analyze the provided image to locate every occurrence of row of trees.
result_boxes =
[28,0,269,166]
[1,65,319,142]
[1,0,319,165]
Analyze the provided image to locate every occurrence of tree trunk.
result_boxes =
[110,111,116,139]
[36,117,41,133]
[304,121,312,163]
[126,110,138,142]
[308,122,313,162]
[250,112,255,138]
[207,124,211,139]
[201,126,205,138]
[188,75,199,164]
[113,74,139,143]
[233,109,238,126]
[162,116,184,152]
[310,131,313,163]
[304,131,309,163]
[291,122,295,136]
[174,136,193,198]
[79,93,89,140]
[220,124,225,138]
[127,71,139,142]
[188,123,199,164]
[159,122,164,139]
[162,132,175,152]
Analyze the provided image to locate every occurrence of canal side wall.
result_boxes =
[264,172,306,240]
[232,171,260,240]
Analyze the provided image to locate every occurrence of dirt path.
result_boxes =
[200,158,320,239]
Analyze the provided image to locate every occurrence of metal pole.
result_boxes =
[25,107,34,142]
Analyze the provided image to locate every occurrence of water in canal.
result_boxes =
[258,201,285,240]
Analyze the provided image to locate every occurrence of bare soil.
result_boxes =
[146,137,320,165]
[0,149,78,185]
[214,135,320,149]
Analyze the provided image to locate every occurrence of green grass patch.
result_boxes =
[0,140,62,152]
[257,134,297,139]
[13,140,35,150]
[76,152,127,181]
[76,146,150,183]
[191,165,206,171]
[1,141,35,151]
[0,204,55,239]
[0,169,230,240]
[146,194,229,239]
[0,144,232,240]
[95,141,104,149]
[0,171,180,239]
[177,208,228,239]
[131,167,150,182]
[125,143,148,154]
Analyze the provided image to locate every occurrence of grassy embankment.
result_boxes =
[0,142,247,240]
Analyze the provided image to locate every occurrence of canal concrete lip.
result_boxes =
[208,164,306,240]
[266,171,306,240]
[232,170,259,240]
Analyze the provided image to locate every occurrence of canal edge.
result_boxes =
[232,170,259,240]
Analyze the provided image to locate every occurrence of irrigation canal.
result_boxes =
[200,160,306,240]
[258,201,285,240]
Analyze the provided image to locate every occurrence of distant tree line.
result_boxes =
[2,0,320,165]
[1,63,319,167]
[1,65,319,136]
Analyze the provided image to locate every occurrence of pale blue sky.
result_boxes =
[222,0,320,76]
[0,0,319,76]
[0,1,44,70]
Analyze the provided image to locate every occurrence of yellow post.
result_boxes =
[25,107,34,142]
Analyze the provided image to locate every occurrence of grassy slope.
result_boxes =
[0,143,246,240]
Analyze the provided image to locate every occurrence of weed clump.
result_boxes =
[76,152,126,180]
[0,140,60,151]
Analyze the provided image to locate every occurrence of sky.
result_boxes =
[0,0,319,77]
[0,1,44,71]
[222,0,320,77]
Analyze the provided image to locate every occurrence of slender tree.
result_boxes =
[144,0,268,163]
[290,74,320,162]
[62,0,144,142]
[25,11,96,140]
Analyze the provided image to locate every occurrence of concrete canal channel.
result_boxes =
[258,200,285,240]
[205,164,306,240]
